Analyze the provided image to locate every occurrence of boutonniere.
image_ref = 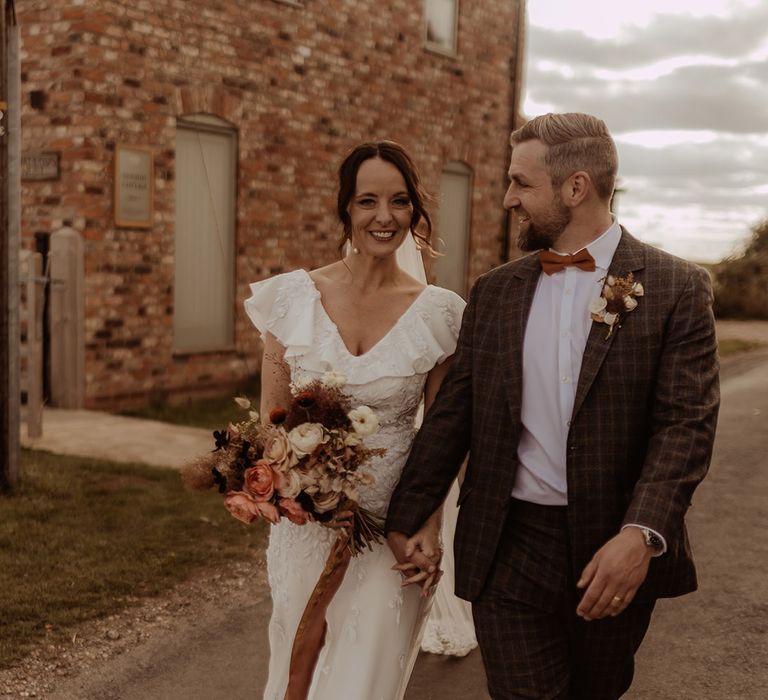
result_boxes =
[588,272,644,339]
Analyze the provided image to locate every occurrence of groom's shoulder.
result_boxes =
[471,253,539,292]
[623,229,710,283]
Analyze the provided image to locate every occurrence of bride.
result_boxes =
[245,141,474,699]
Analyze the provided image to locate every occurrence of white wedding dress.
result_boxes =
[245,269,468,699]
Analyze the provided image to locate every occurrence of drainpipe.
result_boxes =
[502,0,526,263]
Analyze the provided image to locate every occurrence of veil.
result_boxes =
[395,230,428,284]
[395,233,478,657]
[343,229,428,285]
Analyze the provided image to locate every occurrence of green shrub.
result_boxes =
[713,218,768,319]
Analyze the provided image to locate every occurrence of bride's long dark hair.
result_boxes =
[336,140,436,256]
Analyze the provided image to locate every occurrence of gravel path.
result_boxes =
[3,325,768,700]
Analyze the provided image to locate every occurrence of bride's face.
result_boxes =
[348,158,413,258]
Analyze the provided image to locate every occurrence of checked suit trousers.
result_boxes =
[472,498,655,700]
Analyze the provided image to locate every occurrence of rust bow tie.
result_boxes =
[539,249,596,275]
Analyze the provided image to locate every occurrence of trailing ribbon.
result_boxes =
[283,511,354,699]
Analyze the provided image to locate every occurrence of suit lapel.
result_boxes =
[572,230,647,420]
[501,254,541,422]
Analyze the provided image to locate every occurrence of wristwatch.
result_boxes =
[641,527,664,552]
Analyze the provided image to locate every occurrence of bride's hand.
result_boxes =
[392,561,443,597]
[400,521,444,596]
[388,531,438,594]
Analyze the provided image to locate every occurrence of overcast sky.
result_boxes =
[523,0,768,262]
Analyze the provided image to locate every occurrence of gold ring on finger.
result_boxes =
[611,595,623,605]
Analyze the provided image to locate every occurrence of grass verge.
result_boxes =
[0,449,265,669]
[718,338,764,357]
[120,376,261,431]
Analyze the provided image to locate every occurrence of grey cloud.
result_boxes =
[617,140,768,182]
[615,140,768,220]
[526,60,768,133]
[619,181,766,210]
[616,199,761,261]
[529,5,768,69]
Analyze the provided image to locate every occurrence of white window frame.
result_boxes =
[424,0,459,57]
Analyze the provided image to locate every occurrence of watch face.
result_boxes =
[644,529,662,549]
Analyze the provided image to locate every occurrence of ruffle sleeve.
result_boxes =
[410,286,466,370]
[243,270,320,360]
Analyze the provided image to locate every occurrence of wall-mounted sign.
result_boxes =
[114,144,154,228]
[21,151,60,180]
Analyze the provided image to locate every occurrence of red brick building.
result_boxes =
[17,0,525,409]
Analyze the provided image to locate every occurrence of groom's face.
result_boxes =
[504,140,571,252]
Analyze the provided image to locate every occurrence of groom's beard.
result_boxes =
[517,199,571,252]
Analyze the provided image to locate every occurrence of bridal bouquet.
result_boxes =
[182,370,386,555]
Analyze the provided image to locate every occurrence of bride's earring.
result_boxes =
[352,246,360,254]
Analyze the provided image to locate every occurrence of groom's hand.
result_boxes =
[575,528,652,621]
[387,531,439,594]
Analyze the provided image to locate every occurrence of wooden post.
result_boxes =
[19,250,44,438]
[1,0,20,492]
[49,227,85,408]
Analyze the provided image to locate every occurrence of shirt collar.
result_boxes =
[585,217,621,271]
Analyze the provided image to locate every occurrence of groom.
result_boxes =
[386,112,720,699]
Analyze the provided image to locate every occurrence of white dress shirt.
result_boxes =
[512,219,666,553]
[513,220,621,504]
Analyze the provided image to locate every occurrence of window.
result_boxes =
[173,115,237,352]
[434,162,472,297]
[424,0,459,55]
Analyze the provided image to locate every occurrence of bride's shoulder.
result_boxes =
[416,285,466,339]
[248,268,314,295]
[244,269,319,342]
[244,269,317,321]
[306,261,350,292]
[423,285,466,313]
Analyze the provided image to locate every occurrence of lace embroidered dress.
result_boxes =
[245,269,466,700]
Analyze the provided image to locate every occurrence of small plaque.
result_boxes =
[21,152,60,181]
[114,145,154,229]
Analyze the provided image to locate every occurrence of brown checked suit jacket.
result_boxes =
[386,229,720,602]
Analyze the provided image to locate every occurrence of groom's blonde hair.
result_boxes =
[510,113,618,202]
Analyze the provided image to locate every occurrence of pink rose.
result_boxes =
[224,491,260,524]
[278,498,311,526]
[243,460,277,502]
[254,500,280,524]
[224,491,281,525]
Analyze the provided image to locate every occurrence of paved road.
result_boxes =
[627,349,768,700]
[48,351,768,699]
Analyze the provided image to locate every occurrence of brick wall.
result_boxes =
[18,0,523,409]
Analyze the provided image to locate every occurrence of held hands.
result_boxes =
[387,525,443,597]
[576,527,652,621]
